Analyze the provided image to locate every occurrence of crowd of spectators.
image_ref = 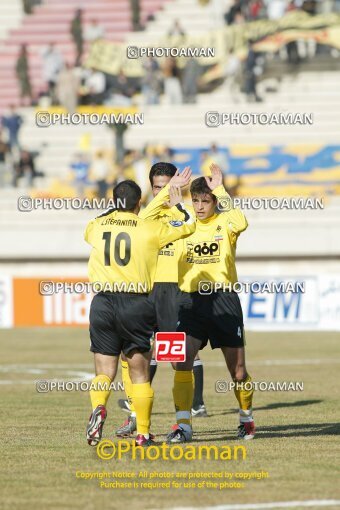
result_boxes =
[15,16,203,109]
[4,1,340,193]
[14,0,340,112]
[221,0,340,101]
[0,105,44,188]
[66,144,174,202]
[17,0,339,115]
[63,142,240,203]
[224,0,339,24]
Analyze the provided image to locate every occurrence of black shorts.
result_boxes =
[89,292,156,356]
[149,282,183,332]
[177,291,245,349]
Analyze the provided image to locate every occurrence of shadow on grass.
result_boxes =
[256,399,323,411]
[256,422,340,438]
[211,399,323,416]
[189,421,340,443]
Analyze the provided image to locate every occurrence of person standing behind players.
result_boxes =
[85,178,195,447]
[116,164,208,438]
[143,163,207,418]
[166,163,255,444]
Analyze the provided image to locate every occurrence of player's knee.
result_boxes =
[231,365,247,382]
[98,368,114,381]
[176,355,194,370]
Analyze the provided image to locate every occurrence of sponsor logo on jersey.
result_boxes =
[187,241,220,257]
[169,220,184,227]
[159,242,175,256]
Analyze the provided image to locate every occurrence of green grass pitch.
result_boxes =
[0,329,339,510]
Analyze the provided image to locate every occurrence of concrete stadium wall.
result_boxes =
[0,196,339,260]
[0,260,340,277]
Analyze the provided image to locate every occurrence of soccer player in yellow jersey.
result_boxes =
[84,177,195,447]
[116,163,207,438]
[166,163,255,443]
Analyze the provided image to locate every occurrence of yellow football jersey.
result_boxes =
[139,185,194,283]
[84,207,195,293]
[177,185,248,293]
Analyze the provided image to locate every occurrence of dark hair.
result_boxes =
[149,162,177,186]
[190,177,216,200]
[113,180,141,211]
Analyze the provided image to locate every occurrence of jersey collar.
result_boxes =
[196,213,218,224]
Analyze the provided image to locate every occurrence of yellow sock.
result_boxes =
[173,370,194,427]
[132,382,154,436]
[234,373,254,416]
[121,359,136,413]
[90,374,111,410]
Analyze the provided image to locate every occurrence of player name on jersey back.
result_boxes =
[84,209,195,292]
[100,218,138,226]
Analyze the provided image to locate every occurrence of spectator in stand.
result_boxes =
[56,62,79,113]
[70,152,90,198]
[0,134,9,187]
[41,44,64,104]
[130,0,141,31]
[90,150,110,199]
[2,106,23,152]
[234,10,246,23]
[163,58,183,104]
[16,45,32,106]
[84,19,105,43]
[249,0,264,19]
[129,149,150,200]
[142,57,162,105]
[206,143,229,173]
[71,9,83,66]
[224,49,241,100]
[14,150,40,187]
[151,145,175,165]
[244,41,262,102]
[168,19,186,37]
[285,4,300,65]
[225,0,242,24]
[108,70,134,106]
[22,0,40,14]
[302,0,317,14]
[182,56,200,104]
[81,68,106,105]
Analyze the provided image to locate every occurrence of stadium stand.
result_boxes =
[0,0,168,111]
[1,0,340,263]
[0,0,23,43]
[13,68,340,198]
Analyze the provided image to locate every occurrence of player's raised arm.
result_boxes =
[169,166,192,188]
[140,166,192,220]
[157,184,195,248]
[207,163,248,236]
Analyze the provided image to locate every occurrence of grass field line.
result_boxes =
[168,499,340,509]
